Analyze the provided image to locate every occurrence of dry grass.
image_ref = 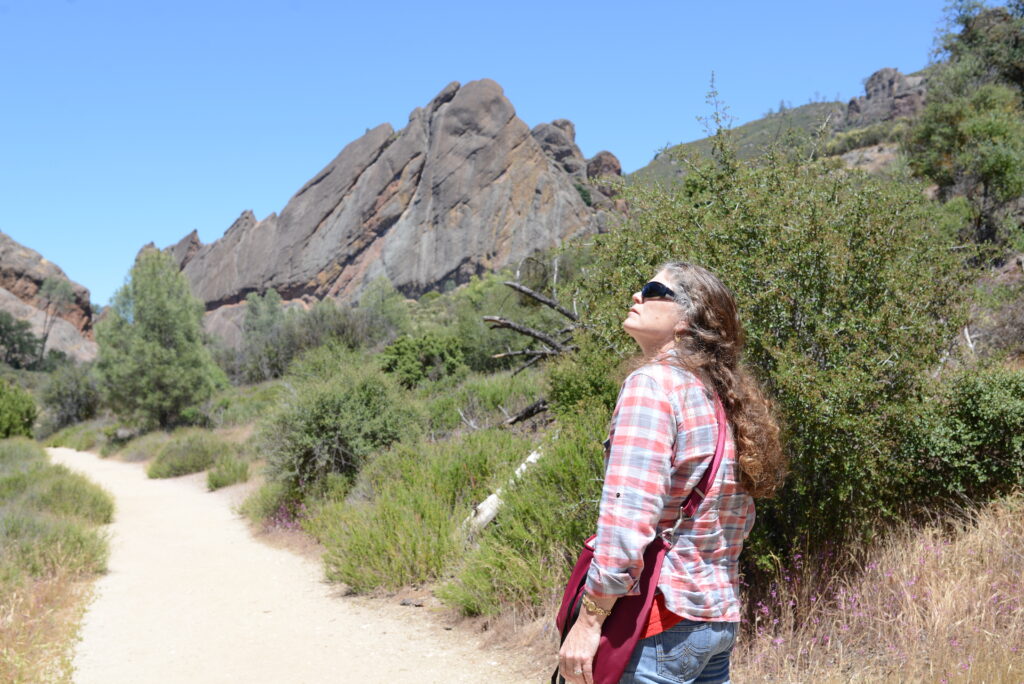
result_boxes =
[0,573,92,683]
[734,494,1024,682]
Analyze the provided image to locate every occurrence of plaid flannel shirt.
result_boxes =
[585,361,755,621]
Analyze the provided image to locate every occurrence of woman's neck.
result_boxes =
[640,340,677,360]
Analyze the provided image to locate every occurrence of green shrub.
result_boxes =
[0,437,44,471]
[207,454,250,490]
[111,430,171,462]
[146,428,231,479]
[825,118,909,156]
[40,362,100,431]
[421,368,546,433]
[20,464,115,524]
[0,379,36,438]
[546,344,621,418]
[553,134,977,562]
[259,362,421,495]
[0,510,109,582]
[0,438,113,584]
[308,428,535,591]
[379,331,466,388]
[239,481,295,527]
[43,420,105,451]
[201,380,286,427]
[903,364,1024,506]
[439,401,607,616]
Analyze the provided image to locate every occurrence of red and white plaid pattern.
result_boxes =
[585,361,755,621]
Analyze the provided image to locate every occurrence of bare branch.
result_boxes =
[458,408,480,431]
[512,354,545,376]
[505,398,549,425]
[502,281,578,321]
[491,349,559,359]
[483,316,572,352]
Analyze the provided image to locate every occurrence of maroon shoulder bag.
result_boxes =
[552,394,727,684]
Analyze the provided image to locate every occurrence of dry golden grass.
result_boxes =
[734,494,1024,683]
[0,573,92,684]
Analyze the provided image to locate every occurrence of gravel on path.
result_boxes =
[48,447,535,684]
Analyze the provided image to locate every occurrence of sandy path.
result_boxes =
[48,447,536,684]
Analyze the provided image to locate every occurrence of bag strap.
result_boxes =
[666,393,727,537]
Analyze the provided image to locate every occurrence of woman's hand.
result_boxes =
[558,617,602,684]
[558,594,614,684]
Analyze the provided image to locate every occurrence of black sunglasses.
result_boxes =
[640,281,676,302]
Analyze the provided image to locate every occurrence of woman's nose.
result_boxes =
[632,291,643,304]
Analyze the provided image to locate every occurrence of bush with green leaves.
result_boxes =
[219,282,412,384]
[199,380,287,428]
[825,118,909,157]
[419,367,546,433]
[902,364,1024,506]
[379,331,466,388]
[0,311,41,369]
[207,453,249,490]
[40,362,99,430]
[43,419,107,452]
[439,400,607,616]
[550,135,977,563]
[0,378,36,438]
[308,428,534,591]
[0,437,112,585]
[146,428,232,479]
[110,430,171,462]
[259,359,421,496]
[95,248,227,429]
[905,3,1024,247]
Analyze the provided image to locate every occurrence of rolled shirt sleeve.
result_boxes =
[586,371,678,599]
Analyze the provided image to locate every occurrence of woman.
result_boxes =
[558,262,786,684]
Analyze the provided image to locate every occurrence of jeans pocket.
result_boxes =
[655,621,714,682]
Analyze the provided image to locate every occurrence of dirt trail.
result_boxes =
[48,447,537,684]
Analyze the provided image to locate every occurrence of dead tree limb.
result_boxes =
[457,409,480,431]
[463,449,543,536]
[483,316,572,352]
[491,349,560,359]
[512,354,545,376]
[503,281,579,321]
[505,398,549,425]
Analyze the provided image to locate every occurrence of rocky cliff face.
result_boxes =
[840,67,927,129]
[0,232,97,362]
[168,80,619,346]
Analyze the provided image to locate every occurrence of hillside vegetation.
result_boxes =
[13,1,1024,678]
[0,438,113,682]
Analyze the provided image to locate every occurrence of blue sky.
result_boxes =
[0,0,950,306]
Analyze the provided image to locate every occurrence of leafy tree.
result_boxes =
[240,288,287,382]
[906,2,1024,247]
[95,247,226,429]
[0,379,36,438]
[37,277,75,363]
[0,311,40,369]
[41,362,99,429]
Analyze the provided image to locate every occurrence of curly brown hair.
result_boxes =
[658,261,787,498]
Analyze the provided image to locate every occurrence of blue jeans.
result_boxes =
[619,620,737,684]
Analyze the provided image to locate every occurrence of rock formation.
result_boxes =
[167,80,618,346]
[0,232,97,362]
[840,67,927,129]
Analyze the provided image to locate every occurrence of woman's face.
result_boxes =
[622,269,685,354]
